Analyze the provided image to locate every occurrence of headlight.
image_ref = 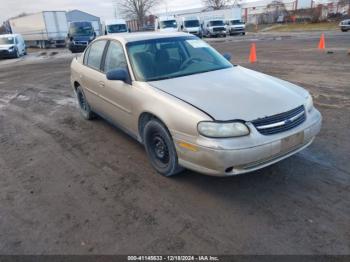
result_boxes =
[198,121,250,138]
[89,36,95,40]
[305,95,314,113]
[8,46,14,51]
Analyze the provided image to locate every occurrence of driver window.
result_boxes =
[104,41,127,73]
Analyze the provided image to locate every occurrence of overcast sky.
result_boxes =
[1,0,202,23]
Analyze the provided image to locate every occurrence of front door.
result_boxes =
[99,40,134,132]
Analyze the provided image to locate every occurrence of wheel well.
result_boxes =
[138,112,167,142]
[74,81,80,92]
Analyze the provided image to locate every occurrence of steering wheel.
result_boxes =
[180,57,201,70]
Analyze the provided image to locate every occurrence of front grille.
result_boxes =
[213,27,225,32]
[74,41,88,46]
[252,105,306,135]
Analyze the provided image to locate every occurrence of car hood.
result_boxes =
[149,66,309,121]
[0,44,14,50]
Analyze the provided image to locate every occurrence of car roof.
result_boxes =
[96,32,192,44]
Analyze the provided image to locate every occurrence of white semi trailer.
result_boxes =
[9,11,68,48]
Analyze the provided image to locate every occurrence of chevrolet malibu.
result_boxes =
[70,32,322,177]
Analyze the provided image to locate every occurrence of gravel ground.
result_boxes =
[0,31,349,255]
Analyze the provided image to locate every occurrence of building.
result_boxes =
[66,10,102,36]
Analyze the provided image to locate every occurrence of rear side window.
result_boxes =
[103,41,127,73]
[86,40,107,70]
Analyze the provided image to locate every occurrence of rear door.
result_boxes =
[81,40,108,115]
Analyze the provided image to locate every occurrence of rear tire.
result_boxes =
[76,86,94,120]
[143,120,183,177]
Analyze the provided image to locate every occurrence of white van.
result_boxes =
[202,19,227,38]
[180,17,202,38]
[155,16,178,32]
[104,19,129,35]
[0,34,26,58]
[226,19,246,35]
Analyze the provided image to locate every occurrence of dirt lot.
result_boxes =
[0,31,349,255]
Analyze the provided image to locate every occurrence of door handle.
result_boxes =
[98,81,105,88]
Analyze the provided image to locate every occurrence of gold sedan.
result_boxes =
[71,32,322,177]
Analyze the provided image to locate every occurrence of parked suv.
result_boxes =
[0,34,26,58]
[67,22,96,53]
[339,19,350,32]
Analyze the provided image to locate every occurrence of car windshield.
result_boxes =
[127,36,232,82]
[70,24,94,36]
[209,21,224,26]
[160,20,177,29]
[230,20,244,25]
[0,37,14,45]
[184,20,200,28]
[107,24,127,33]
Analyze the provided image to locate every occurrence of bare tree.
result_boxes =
[119,0,159,26]
[202,0,232,10]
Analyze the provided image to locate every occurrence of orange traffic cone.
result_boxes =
[318,33,325,50]
[249,43,257,63]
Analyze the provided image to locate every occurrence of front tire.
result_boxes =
[14,48,20,58]
[76,86,94,120]
[143,120,183,177]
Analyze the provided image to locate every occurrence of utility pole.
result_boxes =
[113,0,118,18]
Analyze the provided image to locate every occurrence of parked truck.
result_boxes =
[9,11,68,48]
[226,19,245,35]
[155,16,178,32]
[103,19,129,34]
[179,16,202,38]
[202,19,227,37]
[200,8,243,37]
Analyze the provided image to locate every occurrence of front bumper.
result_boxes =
[173,109,322,176]
[229,27,245,34]
[69,42,89,52]
[210,31,226,36]
[340,25,350,30]
[0,49,16,58]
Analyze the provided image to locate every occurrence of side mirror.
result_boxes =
[223,52,232,62]
[106,68,131,84]
[128,28,131,33]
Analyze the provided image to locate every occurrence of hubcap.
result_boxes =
[151,134,169,165]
